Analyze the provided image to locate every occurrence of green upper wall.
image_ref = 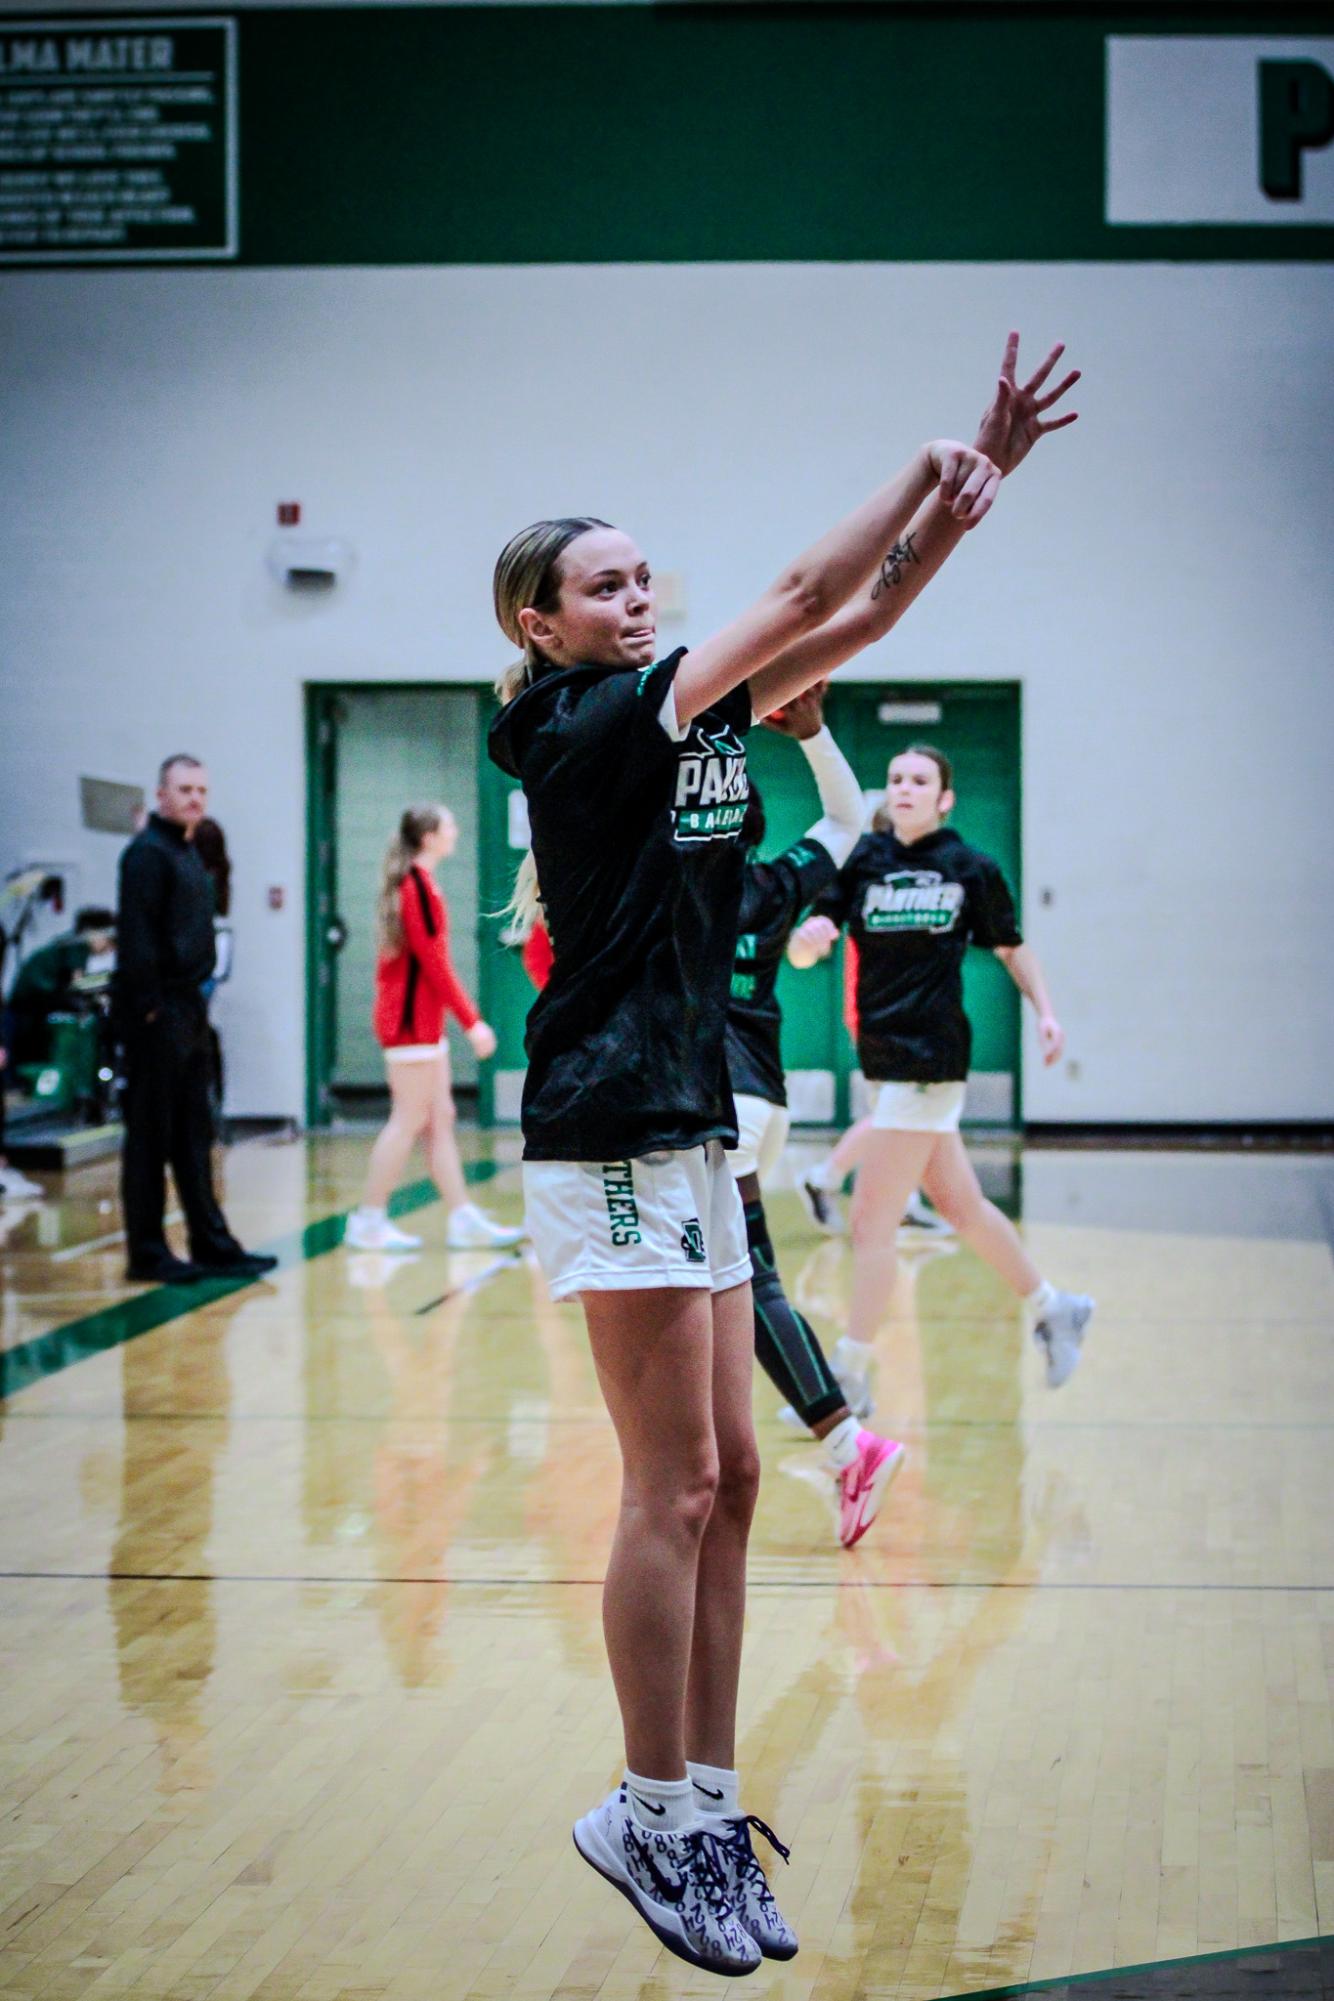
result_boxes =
[10,4,1334,263]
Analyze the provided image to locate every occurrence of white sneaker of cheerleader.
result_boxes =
[344,1200,525,1254]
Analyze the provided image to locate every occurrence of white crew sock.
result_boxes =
[1025,1279,1058,1321]
[820,1414,862,1471]
[625,1769,696,1832]
[355,1205,386,1223]
[832,1336,874,1374]
[687,1760,740,1819]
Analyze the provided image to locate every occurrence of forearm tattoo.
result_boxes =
[870,530,921,600]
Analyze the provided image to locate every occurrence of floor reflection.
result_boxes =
[108,1284,243,1797]
[0,1136,1330,1999]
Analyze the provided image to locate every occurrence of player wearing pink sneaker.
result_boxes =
[724,687,908,1549]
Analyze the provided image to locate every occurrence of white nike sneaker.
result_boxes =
[0,1164,44,1200]
[900,1188,954,1236]
[343,1210,422,1252]
[1033,1291,1096,1389]
[573,1787,761,1977]
[698,1813,798,1960]
[445,1202,525,1251]
[798,1170,844,1236]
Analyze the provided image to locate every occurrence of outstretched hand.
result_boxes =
[974,331,1080,476]
[762,680,829,739]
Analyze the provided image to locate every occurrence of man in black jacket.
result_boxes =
[115,755,276,1284]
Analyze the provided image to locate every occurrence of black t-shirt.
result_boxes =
[812,825,1022,1083]
[488,649,753,1161]
[725,837,838,1108]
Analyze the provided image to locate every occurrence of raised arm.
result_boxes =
[749,485,979,720]
[748,331,1080,718]
[673,440,998,728]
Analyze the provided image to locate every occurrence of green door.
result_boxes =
[476,717,540,1128]
[306,686,484,1125]
[819,682,1022,1127]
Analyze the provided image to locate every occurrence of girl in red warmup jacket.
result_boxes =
[345,804,524,1254]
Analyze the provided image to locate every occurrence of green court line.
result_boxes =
[0,1161,500,1403]
[944,1929,1332,1998]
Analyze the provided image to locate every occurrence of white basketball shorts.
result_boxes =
[870,1079,967,1133]
[522,1141,751,1303]
[729,1094,791,1182]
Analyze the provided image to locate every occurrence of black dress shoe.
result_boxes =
[125,1255,206,1285]
[193,1251,279,1277]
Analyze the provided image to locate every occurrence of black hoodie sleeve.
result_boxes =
[116,838,168,1018]
[968,855,1022,949]
[808,839,865,931]
[776,837,840,922]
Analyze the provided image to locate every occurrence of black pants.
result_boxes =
[9,1005,47,1069]
[120,999,240,1266]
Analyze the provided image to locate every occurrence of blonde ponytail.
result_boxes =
[495,656,531,704]
[499,848,544,944]
[376,805,445,956]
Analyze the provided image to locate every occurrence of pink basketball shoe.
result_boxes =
[836,1430,906,1549]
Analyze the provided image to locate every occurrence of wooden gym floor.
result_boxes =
[1,1133,1332,2000]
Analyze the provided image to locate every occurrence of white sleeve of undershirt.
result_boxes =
[800,727,865,867]
[657,680,688,743]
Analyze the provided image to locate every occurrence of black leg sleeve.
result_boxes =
[744,1197,848,1432]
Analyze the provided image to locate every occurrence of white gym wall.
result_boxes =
[2,259,1331,1121]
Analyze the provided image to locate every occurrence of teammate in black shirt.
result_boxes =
[486,333,1076,1974]
[725,685,908,1550]
[792,741,1095,1394]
